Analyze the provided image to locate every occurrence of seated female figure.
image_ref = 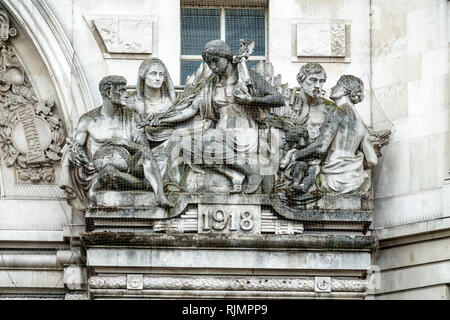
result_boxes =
[155,40,285,194]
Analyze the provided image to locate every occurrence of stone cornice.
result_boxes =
[81,232,377,251]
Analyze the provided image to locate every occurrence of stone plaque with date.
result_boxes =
[198,204,261,234]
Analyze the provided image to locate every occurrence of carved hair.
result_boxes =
[202,40,234,62]
[337,75,365,104]
[136,57,176,103]
[99,75,126,97]
[296,63,327,84]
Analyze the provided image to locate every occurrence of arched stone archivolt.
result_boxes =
[0,1,92,198]
[0,0,93,129]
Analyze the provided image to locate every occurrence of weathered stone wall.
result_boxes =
[368,0,450,299]
[0,0,449,300]
[269,0,372,123]
[46,0,181,107]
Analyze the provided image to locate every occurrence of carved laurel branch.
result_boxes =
[89,275,368,292]
[255,61,309,126]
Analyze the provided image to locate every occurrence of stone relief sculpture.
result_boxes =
[0,6,391,300]
[60,38,390,233]
[292,75,377,194]
[263,63,334,200]
[60,75,171,208]
[0,9,65,184]
[150,40,285,194]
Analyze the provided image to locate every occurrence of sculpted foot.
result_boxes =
[291,182,303,192]
[244,173,263,194]
[229,174,245,194]
[156,194,174,208]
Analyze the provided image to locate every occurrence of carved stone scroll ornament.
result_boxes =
[0,10,65,184]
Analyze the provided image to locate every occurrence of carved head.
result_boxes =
[330,75,364,105]
[286,128,309,149]
[137,58,175,103]
[99,75,127,105]
[202,40,233,76]
[296,63,327,99]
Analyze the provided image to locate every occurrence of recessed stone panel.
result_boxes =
[296,23,346,57]
[93,16,153,54]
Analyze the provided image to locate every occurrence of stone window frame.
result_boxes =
[179,5,268,85]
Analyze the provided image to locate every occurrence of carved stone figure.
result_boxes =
[130,57,181,187]
[270,63,334,194]
[58,38,390,237]
[293,75,377,194]
[63,75,171,207]
[279,128,316,193]
[153,40,285,194]
[296,63,336,143]
[134,57,176,121]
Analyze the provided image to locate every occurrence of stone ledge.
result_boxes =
[87,247,371,270]
[376,216,450,247]
[88,289,366,299]
[81,232,377,250]
[0,230,63,242]
[86,193,372,232]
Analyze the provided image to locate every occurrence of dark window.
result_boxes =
[180,7,266,84]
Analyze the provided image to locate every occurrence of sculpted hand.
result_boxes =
[233,83,253,105]
[137,121,149,129]
[150,117,162,126]
[293,149,307,160]
[109,138,130,148]
[70,151,87,167]
[234,93,253,105]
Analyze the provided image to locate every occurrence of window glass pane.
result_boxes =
[181,60,203,85]
[181,8,221,55]
[225,9,265,56]
[247,60,262,71]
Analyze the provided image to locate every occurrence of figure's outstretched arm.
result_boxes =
[361,133,378,169]
[234,71,285,108]
[251,93,285,108]
[292,120,338,160]
[160,102,199,124]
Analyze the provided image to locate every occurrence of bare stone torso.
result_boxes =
[84,109,135,159]
[329,105,366,161]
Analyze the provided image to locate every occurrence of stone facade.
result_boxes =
[0,0,449,300]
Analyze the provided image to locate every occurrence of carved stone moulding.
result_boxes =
[81,233,377,251]
[89,275,368,293]
[64,293,89,300]
[83,233,375,299]
[85,192,372,234]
